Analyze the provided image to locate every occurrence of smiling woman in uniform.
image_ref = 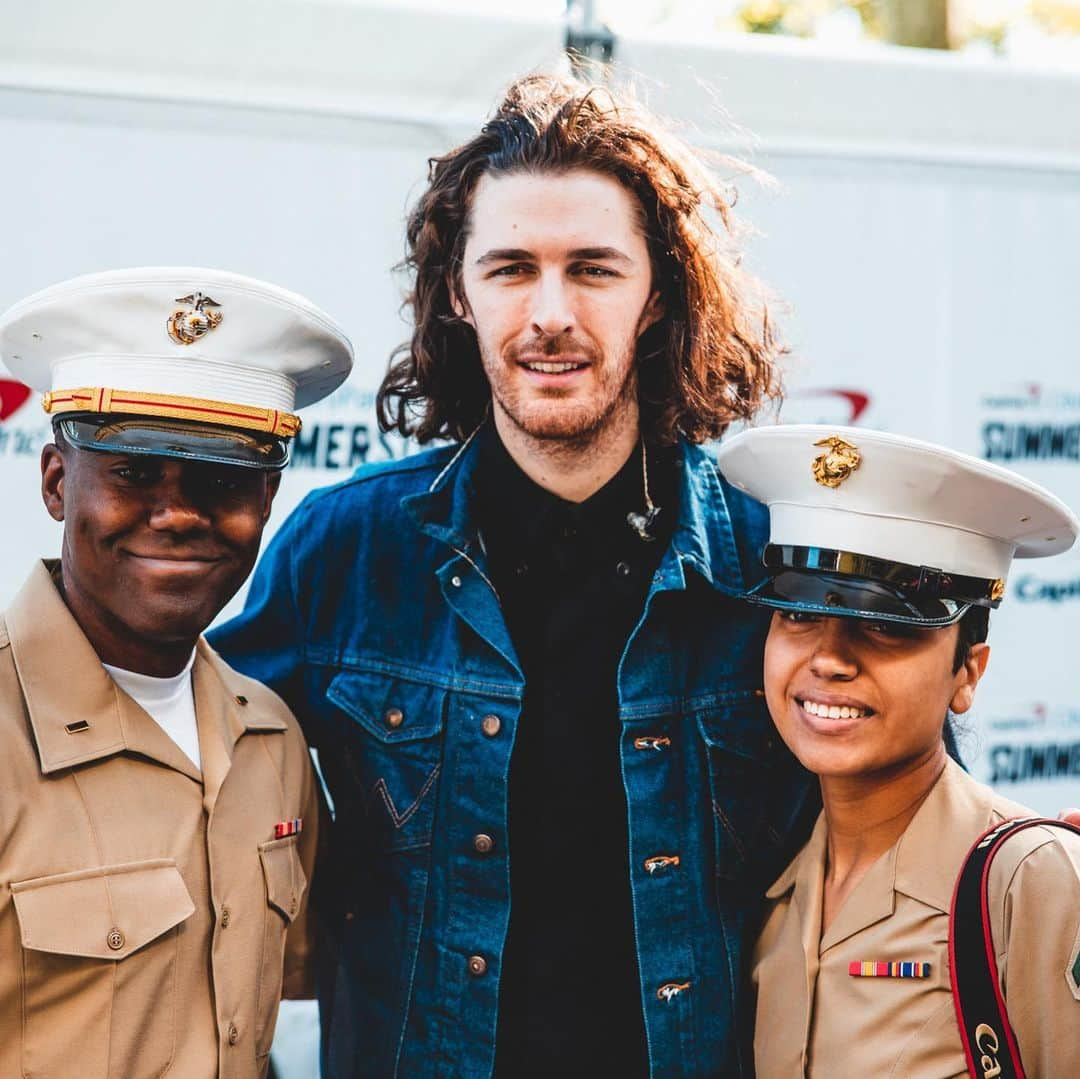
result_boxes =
[718,425,1080,1078]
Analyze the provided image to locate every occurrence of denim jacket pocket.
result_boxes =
[326,668,447,852]
[695,691,781,886]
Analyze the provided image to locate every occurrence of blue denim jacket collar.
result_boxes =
[401,429,748,597]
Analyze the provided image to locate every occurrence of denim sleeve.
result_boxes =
[209,496,310,721]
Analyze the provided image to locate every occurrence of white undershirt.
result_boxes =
[103,649,201,771]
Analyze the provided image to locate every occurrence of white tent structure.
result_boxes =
[3,6,1080,1067]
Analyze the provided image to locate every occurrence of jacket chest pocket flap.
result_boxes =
[326,668,447,851]
[696,692,781,884]
[12,858,195,959]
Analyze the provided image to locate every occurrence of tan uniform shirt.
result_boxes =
[0,563,318,1079]
[752,759,1080,1077]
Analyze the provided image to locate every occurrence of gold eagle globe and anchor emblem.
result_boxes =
[167,292,223,345]
[812,435,862,488]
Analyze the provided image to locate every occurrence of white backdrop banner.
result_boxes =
[2,12,1079,822]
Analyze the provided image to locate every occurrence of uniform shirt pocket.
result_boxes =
[259,835,309,925]
[11,860,194,1079]
[255,836,309,1056]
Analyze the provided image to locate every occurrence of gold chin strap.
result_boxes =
[42,386,301,438]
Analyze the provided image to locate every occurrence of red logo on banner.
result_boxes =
[796,388,871,424]
[0,379,32,422]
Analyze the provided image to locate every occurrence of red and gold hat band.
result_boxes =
[42,386,301,438]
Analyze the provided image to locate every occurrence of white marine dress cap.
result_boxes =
[0,266,353,469]
[716,424,1080,626]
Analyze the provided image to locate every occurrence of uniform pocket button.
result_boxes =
[227,1022,240,1045]
[481,714,501,737]
[384,707,405,730]
[220,906,231,928]
[467,955,488,977]
[106,927,125,951]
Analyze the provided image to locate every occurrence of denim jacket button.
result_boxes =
[644,854,681,875]
[384,707,405,729]
[467,955,488,977]
[481,714,501,737]
[472,833,494,854]
[633,735,671,752]
[657,981,691,1002]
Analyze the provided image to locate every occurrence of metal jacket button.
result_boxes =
[384,707,404,729]
[481,714,501,737]
[467,955,487,977]
[657,981,691,1002]
[473,833,494,854]
[106,927,125,951]
[644,854,680,875]
[633,735,671,751]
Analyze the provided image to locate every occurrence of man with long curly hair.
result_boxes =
[214,73,815,1077]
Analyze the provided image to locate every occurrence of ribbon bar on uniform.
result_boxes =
[848,961,931,978]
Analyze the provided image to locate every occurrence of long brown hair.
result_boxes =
[377,72,784,446]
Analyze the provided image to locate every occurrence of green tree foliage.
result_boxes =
[732,0,1080,50]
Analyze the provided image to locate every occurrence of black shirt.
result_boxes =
[476,429,679,1078]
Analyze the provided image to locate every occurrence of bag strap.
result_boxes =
[949,815,1080,1079]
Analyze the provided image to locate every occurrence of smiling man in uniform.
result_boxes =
[0,267,351,1078]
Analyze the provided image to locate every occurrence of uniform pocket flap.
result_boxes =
[11,859,195,960]
[259,836,308,923]
[327,668,446,744]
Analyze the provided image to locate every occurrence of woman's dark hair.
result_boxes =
[377,72,784,446]
[953,604,990,672]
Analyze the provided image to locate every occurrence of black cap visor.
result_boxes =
[57,414,289,470]
[747,570,969,627]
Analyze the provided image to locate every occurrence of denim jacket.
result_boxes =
[210,435,816,1078]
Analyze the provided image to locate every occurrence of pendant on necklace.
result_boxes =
[627,506,661,542]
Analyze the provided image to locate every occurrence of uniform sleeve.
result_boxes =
[994,828,1080,1078]
[208,497,309,718]
[281,743,321,999]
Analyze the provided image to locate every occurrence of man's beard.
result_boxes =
[484,335,640,448]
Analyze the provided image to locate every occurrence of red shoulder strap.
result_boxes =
[949,815,1080,1079]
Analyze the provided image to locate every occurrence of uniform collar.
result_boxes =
[5,561,285,786]
[763,759,1002,952]
[402,426,747,594]
[891,757,1002,912]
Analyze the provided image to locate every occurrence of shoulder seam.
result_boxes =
[998,824,1079,897]
[298,447,456,505]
